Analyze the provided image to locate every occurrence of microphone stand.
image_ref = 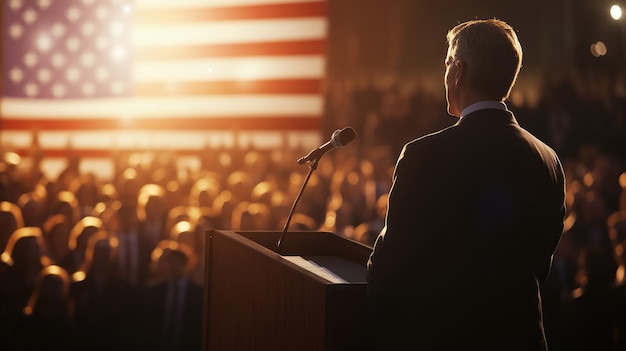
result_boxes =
[276,158,319,254]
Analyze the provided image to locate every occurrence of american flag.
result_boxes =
[1,0,326,173]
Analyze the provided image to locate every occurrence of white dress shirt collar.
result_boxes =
[460,101,508,118]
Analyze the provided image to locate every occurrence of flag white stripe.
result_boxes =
[134,0,323,10]
[2,130,321,150]
[1,95,323,118]
[134,56,324,83]
[134,18,326,47]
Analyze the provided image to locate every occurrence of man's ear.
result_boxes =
[455,60,465,86]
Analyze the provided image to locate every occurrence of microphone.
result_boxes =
[277,126,357,253]
[297,126,356,165]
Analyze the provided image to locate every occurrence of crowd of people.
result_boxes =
[0,68,624,349]
[0,139,394,350]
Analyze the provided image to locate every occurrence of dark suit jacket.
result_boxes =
[367,108,566,350]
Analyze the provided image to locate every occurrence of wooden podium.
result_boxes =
[202,230,373,351]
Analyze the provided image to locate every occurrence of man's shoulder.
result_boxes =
[403,124,459,151]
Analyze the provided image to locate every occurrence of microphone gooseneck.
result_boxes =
[277,126,357,254]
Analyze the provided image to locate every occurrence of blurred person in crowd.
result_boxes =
[42,214,72,271]
[49,190,81,227]
[16,265,75,351]
[113,205,149,289]
[354,194,388,247]
[18,187,47,228]
[72,232,133,351]
[0,201,24,253]
[72,173,101,218]
[0,152,24,204]
[137,184,168,255]
[0,227,53,347]
[555,247,617,351]
[367,19,566,350]
[142,243,202,351]
[65,216,104,275]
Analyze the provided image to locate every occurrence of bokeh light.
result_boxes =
[590,41,608,57]
[611,5,623,20]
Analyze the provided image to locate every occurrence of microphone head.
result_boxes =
[331,126,357,148]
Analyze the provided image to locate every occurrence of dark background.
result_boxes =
[326,0,626,90]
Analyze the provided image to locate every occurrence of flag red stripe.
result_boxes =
[136,2,326,24]
[135,79,321,96]
[1,117,320,131]
[136,39,326,61]
[11,148,223,158]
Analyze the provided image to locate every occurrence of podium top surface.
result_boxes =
[209,230,372,285]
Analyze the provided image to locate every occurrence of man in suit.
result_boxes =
[367,19,566,350]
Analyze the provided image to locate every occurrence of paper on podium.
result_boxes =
[283,255,367,284]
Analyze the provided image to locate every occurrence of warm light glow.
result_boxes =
[96,6,110,20]
[72,271,86,282]
[611,5,623,20]
[96,67,109,82]
[619,172,626,188]
[110,21,124,36]
[324,213,336,228]
[583,172,594,187]
[52,83,66,98]
[24,52,37,67]
[9,0,23,11]
[66,36,80,52]
[1,252,13,266]
[51,53,66,68]
[38,0,51,9]
[38,68,51,83]
[166,180,179,193]
[174,221,192,235]
[25,83,39,97]
[67,6,81,22]
[123,167,138,180]
[96,36,109,50]
[37,34,52,52]
[4,152,19,165]
[140,184,165,198]
[93,202,107,215]
[82,82,95,96]
[22,8,37,24]
[347,171,359,185]
[66,67,80,82]
[9,23,23,39]
[81,52,95,67]
[590,41,608,57]
[52,23,65,37]
[112,46,126,61]
[110,237,119,249]
[9,68,23,83]
[563,213,576,232]
[82,21,96,37]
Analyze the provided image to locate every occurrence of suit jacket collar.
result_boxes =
[455,108,519,126]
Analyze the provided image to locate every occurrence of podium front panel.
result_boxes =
[203,230,372,351]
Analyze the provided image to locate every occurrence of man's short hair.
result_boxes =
[446,19,523,101]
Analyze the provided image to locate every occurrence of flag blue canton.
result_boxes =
[2,0,133,99]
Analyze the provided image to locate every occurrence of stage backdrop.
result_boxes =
[1,0,326,178]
